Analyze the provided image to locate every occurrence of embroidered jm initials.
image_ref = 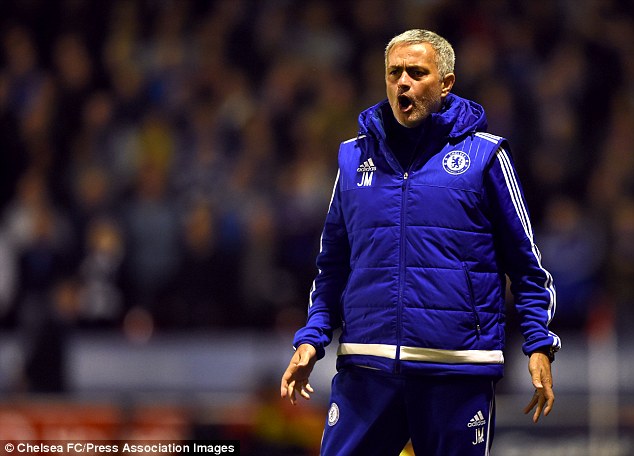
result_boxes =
[357,171,374,187]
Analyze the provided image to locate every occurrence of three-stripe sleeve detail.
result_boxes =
[309,169,341,309]
[496,148,558,332]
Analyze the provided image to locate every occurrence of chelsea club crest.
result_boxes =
[442,150,470,175]
[327,402,340,426]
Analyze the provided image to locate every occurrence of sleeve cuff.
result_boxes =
[293,340,325,360]
[293,326,330,360]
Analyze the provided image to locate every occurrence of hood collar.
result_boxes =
[359,93,488,143]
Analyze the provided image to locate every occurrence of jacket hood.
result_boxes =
[359,93,488,143]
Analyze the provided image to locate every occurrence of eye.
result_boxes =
[387,65,404,76]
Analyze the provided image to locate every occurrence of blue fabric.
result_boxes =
[321,367,497,456]
[294,93,560,376]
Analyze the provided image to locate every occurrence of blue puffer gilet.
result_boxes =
[294,93,555,378]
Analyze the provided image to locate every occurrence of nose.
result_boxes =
[397,70,411,89]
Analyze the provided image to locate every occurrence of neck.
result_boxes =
[383,110,427,169]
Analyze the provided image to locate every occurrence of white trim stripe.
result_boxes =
[342,134,366,144]
[308,169,340,309]
[400,346,504,364]
[338,343,397,359]
[338,343,504,364]
[485,380,495,456]
[496,148,558,327]
[497,148,532,239]
[475,132,502,144]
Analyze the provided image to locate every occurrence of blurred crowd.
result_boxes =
[1,0,633,347]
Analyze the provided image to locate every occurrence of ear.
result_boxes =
[441,73,455,98]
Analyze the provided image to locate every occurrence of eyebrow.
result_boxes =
[386,63,426,72]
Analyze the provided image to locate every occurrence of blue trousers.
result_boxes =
[321,367,497,456]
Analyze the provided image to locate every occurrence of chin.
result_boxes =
[399,117,424,128]
[390,104,424,128]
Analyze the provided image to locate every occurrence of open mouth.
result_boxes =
[397,94,413,111]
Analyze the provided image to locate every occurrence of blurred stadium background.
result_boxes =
[0,0,633,454]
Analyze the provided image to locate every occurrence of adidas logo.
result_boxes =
[467,411,486,428]
[357,158,377,172]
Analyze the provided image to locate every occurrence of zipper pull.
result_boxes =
[403,172,409,180]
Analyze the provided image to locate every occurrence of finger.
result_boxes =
[532,377,543,390]
[280,373,289,398]
[542,398,553,417]
[532,369,552,391]
[533,395,546,423]
[280,366,295,398]
[523,398,536,415]
[299,384,312,400]
[288,380,297,405]
[523,391,538,415]
[542,389,555,417]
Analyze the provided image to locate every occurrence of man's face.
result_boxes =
[386,42,454,128]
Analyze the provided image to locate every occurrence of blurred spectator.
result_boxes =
[0,0,632,340]
[120,160,181,326]
[240,200,292,328]
[2,169,73,257]
[607,198,634,336]
[76,217,124,326]
[0,228,17,320]
[1,169,74,328]
[50,31,97,204]
[22,277,79,393]
[172,101,227,207]
[64,164,116,260]
[0,24,55,172]
[169,201,238,328]
[286,1,352,70]
[15,203,71,327]
[141,0,195,115]
[588,98,634,210]
[0,80,28,210]
[538,195,607,329]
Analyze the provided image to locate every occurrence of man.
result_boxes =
[280,29,560,455]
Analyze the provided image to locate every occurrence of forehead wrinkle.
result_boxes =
[386,61,426,72]
[387,43,435,68]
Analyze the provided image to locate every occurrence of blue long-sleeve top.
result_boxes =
[294,94,560,377]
